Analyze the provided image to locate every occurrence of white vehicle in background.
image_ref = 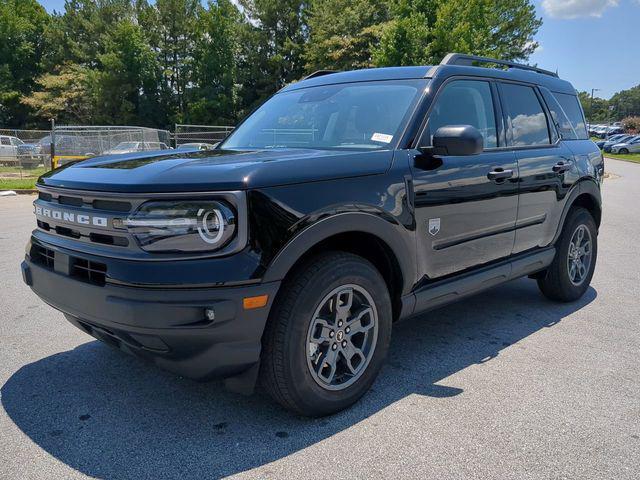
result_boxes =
[175,142,217,151]
[103,141,170,155]
[592,125,609,138]
[611,136,640,154]
[0,135,24,165]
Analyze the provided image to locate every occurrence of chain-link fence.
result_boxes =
[1,124,234,190]
[173,124,234,147]
[50,126,171,168]
[0,129,52,190]
[0,128,51,169]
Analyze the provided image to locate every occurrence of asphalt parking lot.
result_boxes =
[0,158,639,479]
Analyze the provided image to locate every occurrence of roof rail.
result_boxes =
[304,70,339,80]
[440,53,558,78]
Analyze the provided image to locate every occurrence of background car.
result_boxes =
[603,126,624,137]
[103,141,170,155]
[175,142,216,151]
[596,133,629,149]
[603,134,635,152]
[611,136,640,154]
[0,135,23,166]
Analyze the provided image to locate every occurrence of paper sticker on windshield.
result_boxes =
[371,133,393,143]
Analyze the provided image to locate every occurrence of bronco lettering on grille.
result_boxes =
[34,205,108,227]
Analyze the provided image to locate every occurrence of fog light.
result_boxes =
[205,308,216,321]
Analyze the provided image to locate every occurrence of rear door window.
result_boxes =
[500,83,551,147]
[0,137,10,146]
[553,93,588,139]
[427,80,498,148]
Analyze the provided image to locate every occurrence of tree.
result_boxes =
[154,0,202,119]
[305,0,389,71]
[21,63,94,124]
[374,0,541,66]
[609,85,640,120]
[187,0,242,125]
[92,20,164,125]
[0,0,50,126]
[578,91,609,123]
[236,0,308,114]
[622,116,640,133]
[43,0,136,69]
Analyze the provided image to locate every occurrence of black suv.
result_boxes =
[22,54,603,416]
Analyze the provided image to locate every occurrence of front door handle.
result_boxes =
[552,161,571,173]
[487,168,514,181]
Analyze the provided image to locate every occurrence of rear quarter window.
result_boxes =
[500,83,551,147]
[553,93,588,140]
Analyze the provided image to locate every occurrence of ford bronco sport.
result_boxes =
[21,54,603,416]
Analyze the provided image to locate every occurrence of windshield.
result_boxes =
[222,80,426,150]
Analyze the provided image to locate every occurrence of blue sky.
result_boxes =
[38,0,639,99]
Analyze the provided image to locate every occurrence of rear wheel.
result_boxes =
[537,207,597,302]
[260,251,392,416]
[619,148,629,154]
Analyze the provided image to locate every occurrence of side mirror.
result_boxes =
[420,125,484,156]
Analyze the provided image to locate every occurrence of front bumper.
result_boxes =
[21,242,280,382]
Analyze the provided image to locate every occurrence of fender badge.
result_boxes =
[428,218,441,236]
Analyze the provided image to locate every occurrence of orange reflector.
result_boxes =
[243,294,269,310]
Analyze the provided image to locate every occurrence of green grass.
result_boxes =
[604,152,640,164]
[0,165,46,190]
[0,177,38,190]
[0,165,48,176]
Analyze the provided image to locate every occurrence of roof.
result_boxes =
[281,54,577,96]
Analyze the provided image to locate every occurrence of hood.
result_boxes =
[37,148,393,193]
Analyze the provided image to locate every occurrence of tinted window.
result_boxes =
[0,137,10,146]
[223,80,424,150]
[554,93,588,139]
[427,80,497,148]
[501,83,550,146]
[540,89,576,140]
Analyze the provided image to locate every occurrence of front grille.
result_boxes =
[32,245,55,268]
[34,187,135,251]
[55,225,81,239]
[58,195,83,207]
[71,258,107,286]
[31,243,108,286]
[92,199,132,212]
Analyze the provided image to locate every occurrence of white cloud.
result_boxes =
[542,0,619,19]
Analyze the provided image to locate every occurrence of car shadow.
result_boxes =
[1,278,596,479]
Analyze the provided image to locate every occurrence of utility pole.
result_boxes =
[590,88,601,124]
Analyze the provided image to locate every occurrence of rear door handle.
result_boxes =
[552,161,571,173]
[487,168,514,181]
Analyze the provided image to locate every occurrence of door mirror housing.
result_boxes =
[420,125,484,156]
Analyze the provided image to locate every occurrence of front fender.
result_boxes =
[262,211,416,295]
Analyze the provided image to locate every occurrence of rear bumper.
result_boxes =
[21,255,280,381]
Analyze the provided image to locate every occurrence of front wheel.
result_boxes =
[260,251,392,416]
[537,207,597,302]
[619,148,629,154]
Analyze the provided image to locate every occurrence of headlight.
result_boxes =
[122,201,236,252]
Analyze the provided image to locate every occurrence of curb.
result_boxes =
[0,189,37,195]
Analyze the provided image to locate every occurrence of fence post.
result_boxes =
[50,118,56,169]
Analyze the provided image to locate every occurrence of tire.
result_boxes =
[537,207,597,302]
[619,148,629,154]
[260,251,392,416]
